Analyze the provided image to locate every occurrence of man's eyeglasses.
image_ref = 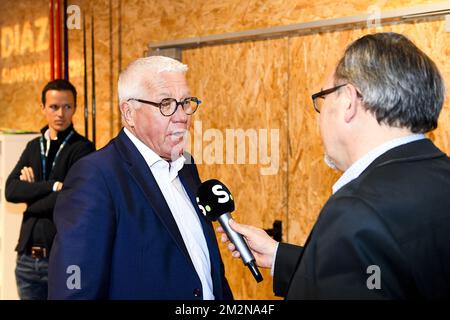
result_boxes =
[311,84,348,113]
[127,97,201,117]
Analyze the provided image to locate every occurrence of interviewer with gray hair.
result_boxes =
[219,32,450,299]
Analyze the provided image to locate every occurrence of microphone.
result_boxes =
[196,179,263,283]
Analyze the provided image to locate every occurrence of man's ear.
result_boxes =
[40,103,45,114]
[343,84,360,123]
[120,101,136,127]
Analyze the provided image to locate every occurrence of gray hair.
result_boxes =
[334,32,445,133]
[118,56,188,104]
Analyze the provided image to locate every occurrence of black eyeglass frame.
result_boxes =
[311,84,348,113]
[127,97,202,117]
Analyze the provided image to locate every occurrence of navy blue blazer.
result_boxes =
[48,129,233,299]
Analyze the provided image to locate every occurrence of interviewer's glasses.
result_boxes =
[311,84,348,113]
[127,97,201,117]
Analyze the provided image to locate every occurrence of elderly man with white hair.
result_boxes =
[48,56,233,300]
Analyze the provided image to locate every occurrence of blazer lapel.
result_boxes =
[178,164,223,297]
[178,164,217,246]
[115,130,195,269]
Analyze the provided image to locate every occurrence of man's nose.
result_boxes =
[56,106,65,117]
[171,103,189,122]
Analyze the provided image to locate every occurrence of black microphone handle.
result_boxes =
[218,213,263,283]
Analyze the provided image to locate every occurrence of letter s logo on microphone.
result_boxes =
[196,179,235,221]
[212,184,231,203]
[196,179,263,283]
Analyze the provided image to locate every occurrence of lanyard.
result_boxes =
[40,130,74,180]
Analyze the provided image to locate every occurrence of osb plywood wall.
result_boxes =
[0,0,449,300]
[183,39,290,298]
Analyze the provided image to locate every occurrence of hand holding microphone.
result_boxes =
[217,219,277,269]
[196,179,278,282]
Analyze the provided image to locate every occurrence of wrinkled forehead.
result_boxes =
[145,71,191,97]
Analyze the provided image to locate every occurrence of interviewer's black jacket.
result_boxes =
[5,125,94,254]
[274,139,450,299]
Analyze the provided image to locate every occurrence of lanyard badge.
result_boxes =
[39,130,74,180]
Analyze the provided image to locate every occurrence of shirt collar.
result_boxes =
[124,127,185,181]
[44,129,54,141]
[332,134,425,194]
[41,124,74,141]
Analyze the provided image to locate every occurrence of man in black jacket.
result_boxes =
[5,79,95,300]
[219,32,450,299]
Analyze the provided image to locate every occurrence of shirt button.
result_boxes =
[193,288,202,297]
